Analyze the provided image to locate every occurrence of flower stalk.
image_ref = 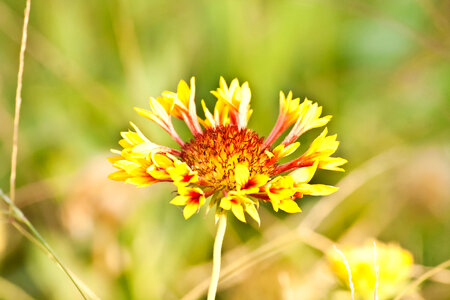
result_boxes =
[207,213,227,300]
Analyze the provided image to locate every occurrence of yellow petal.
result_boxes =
[252,174,270,187]
[320,157,348,172]
[151,153,174,169]
[219,197,232,210]
[149,97,170,120]
[153,95,173,115]
[265,150,274,158]
[231,204,246,223]
[108,156,123,164]
[245,203,260,226]
[234,164,250,187]
[290,163,318,184]
[147,165,170,180]
[170,195,187,206]
[309,127,328,152]
[177,79,191,106]
[270,198,280,212]
[297,184,339,196]
[242,174,270,194]
[113,160,141,173]
[167,162,198,185]
[266,176,296,201]
[110,149,122,155]
[311,115,332,129]
[125,177,156,187]
[178,187,205,205]
[279,200,302,213]
[320,134,339,152]
[134,107,166,128]
[273,144,285,154]
[121,131,144,146]
[273,142,300,159]
[133,142,162,156]
[201,99,216,128]
[183,204,198,219]
[108,170,129,181]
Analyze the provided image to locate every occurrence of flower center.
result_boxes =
[181,126,275,189]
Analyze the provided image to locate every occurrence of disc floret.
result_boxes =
[180,126,274,190]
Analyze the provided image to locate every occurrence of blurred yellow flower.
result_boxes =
[327,240,414,300]
[108,77,347,223]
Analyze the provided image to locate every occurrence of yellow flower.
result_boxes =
[300,127,348,171]
[276,127,347,173]
[262,163,337,213]
[327,240,413,300]
[269,142,300,161]
[290,163,338,197]
[109,77,346,222]
[282,99,332,146]
[162,77,203,135]
[134,97,184,145]
[220,191,260,225]
[265,176,297,212]
[167,161,199,187]
[108,157,157,187]
[210,77,252,129]
[234,164,269,194]
[170,187,206,219]
[264,94,331,147]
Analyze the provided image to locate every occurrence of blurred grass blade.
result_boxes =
[394,259,450,300]
[0,276,36,300]
[0,189,100,300]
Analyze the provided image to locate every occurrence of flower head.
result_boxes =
[109,77,347,223]
[327,240,413,299]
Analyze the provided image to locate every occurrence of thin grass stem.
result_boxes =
[21,218,90,299]
[393,259,450,300]
[0,189,99,300]
[333,245,355,300]
[9,0,30,205]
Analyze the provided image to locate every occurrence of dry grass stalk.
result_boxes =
[394,259,450,300]
[9,0,31,204]
[333,244,355,300]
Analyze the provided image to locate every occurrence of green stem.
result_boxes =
[207,213,227,300]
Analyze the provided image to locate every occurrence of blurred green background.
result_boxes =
[0,0,449,299]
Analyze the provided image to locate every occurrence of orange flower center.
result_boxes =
[181,126,275,189]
